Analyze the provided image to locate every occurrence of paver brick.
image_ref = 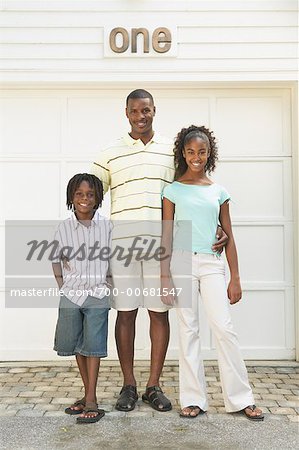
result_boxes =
[257,400,278,407]
[18,391,41,398]
[269,388,292,395]
[261,394,286,401]
[277,400,299,408]
[0,410,19,417]
[51,397,77,405]
[269,407,296,415]
[276,368,296,373]
[255,367,276,373]
[8,368,29,373]
[287,415,299,422]
[253,382,277,389]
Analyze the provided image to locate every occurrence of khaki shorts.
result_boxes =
[110,258,169,312]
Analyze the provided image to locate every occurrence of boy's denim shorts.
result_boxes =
[54,295,109,357]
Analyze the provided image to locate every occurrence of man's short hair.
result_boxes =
[126,89,154,106]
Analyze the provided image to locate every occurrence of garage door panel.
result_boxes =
[157,97,210,140]
[234,225,286,283]
[0,98,62,155]
[213,290,292,349]
[66,98,128,154]
[214,94,290,157]
[1,162,61,219]
[214,159,290,220]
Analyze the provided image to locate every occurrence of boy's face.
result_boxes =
[126,97,156,139]
[72,181,96,217]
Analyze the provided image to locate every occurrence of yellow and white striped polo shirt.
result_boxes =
[92,132,175,221]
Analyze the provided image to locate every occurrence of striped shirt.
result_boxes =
[53,210,112,306]
[92,132,175,221]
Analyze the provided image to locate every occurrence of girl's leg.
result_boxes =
[199,256,254,412]
[172,252,208,411]
[176,301,208,411]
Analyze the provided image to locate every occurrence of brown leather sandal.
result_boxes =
[180,405,205,418]
[142,386,172,412]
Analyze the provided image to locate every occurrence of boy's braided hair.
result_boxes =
[66,173,104,210]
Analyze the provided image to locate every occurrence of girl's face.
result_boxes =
[182,137,210,173]
[72,181,96,218]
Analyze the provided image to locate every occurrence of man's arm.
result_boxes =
[91,150,111,194]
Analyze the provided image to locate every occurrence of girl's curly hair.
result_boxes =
[173,125,218,180]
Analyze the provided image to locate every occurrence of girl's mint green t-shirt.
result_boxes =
[162,181,230,254]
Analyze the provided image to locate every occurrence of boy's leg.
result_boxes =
[76,356,101,419]
[54,296,85,413]
[75,296,109,419]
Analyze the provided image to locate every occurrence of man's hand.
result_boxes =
[161,275,176,306]
[212,226,228,253]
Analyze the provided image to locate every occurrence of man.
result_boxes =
[92,89,226,412]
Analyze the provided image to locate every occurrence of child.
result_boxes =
[53,173,112,424]
[161,125,263,421]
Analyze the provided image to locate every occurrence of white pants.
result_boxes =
[171,251,254,412]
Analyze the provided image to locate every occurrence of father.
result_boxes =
[92,89,226,412]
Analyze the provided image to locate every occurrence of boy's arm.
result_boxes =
[52,262,63,289]
[219,201,242,305]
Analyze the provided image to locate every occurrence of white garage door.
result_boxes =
[0,87,295,360]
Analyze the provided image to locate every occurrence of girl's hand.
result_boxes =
[227,278,242,304]
[161,275,176,306]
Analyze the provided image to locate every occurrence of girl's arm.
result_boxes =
[161,197,175,304]
[219,201,242,305]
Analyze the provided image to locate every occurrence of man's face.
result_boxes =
[126,97,156,139]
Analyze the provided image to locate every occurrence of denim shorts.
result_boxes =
[54,295,109,357]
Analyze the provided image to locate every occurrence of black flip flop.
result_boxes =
[64,398,85,415]
[76,402,105,424]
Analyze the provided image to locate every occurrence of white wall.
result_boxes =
[0,0,298,82]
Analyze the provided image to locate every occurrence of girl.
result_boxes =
[161,125,263,421]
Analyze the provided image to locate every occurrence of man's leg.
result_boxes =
[114,309,139,411]
[147,310,169,387]
[115,309,138,386]
[140,310,172,411]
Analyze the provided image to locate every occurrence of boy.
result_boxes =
[53,173,112,424]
